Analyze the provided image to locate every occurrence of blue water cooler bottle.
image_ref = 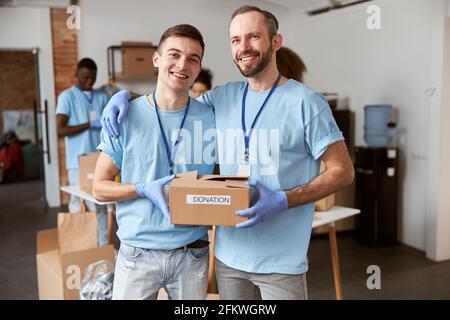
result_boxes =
[363,105,396,147]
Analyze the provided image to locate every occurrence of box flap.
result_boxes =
[171,172,249,189]
[37,229,59,254]
[36,248,64,300]
[225,180,249,189]
[199,175,248,181]
[175,171,198,180]
[37,249,62,279]
[171,178,225,188]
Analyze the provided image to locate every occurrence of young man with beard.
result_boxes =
[92,24,216,300]
[100,6,354,300]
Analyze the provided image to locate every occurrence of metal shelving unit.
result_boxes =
[107,44,158,82]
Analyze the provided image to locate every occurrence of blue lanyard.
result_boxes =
[241,73,281,161]
[75,86,94,104]
[152,92,190,175]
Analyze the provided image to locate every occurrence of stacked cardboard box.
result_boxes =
[121,41,157,78]
[36,229,115,300]
[78,152,100,194]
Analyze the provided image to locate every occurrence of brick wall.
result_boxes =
[51,8,78,205]
[0,51,38,132]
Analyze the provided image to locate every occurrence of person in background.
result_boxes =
[276,46,307,83]
[56,57,109,246]
[99,80,121,98]
[190,68,213,98]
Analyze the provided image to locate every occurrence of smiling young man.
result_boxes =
[101,6,354,300]
[93,24,216,300]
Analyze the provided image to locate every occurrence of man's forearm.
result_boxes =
[285,166,354,208]
[57,123,90,137]
[93,180,138,202]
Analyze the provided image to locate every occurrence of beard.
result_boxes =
[234,45,273,78]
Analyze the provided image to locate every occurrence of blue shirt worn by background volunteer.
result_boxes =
[56,85,109,170]
[98,95,216,250]
[199,79,344,274]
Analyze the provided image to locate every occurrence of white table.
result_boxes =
[313,206,360,300]
[60,185,115,205]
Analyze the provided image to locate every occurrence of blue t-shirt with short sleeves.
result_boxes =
[198,79,344,274]
[56,85,109,170]
[98,95,216,250]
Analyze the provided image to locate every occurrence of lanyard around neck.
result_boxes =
[152,92,190,175]
[241,73,281,161]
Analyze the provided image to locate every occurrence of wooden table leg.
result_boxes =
[107,209,114,245]
[328,222,343,300]
[79,200,85,213]
[207,228,218,294]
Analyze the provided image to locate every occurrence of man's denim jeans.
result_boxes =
[112,238,209,300]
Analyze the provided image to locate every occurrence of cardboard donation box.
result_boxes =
[78,152,100,194]
[121,41,156,77]
[169,171,250,226]
[315,161,335,211]
[36,210,115,300]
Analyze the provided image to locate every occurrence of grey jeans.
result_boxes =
[215,258,308,300]
[113,237,209,300]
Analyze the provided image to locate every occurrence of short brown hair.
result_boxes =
[276,47,307,82]
[230,5,279,38]
[158,24,205,57]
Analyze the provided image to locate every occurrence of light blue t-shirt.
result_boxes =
[56,85,109,170]
[199,79,344,274]
[98,95,216,250]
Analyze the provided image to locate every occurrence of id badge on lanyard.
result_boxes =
[153,92,190,175]
[241,73,281,176]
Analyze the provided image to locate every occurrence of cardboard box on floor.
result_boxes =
[169,171,250,226]
[36,209,115,300]
[78,152,100,194]
[315,161,336,211]
[36,229,115,300]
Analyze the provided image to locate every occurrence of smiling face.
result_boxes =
[229,11,276,78]
[153,36,203,92]
[76,67,96,91]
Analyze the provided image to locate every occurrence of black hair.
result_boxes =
[194,68,213,90]
[77,57,97,71]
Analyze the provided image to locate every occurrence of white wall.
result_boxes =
[0,7,60,207]
[430,10,450,261]
[78,0,289,94]
[285,0,448,256]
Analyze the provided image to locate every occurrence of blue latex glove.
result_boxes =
[89,119,102,129]
[235,179,288,228]
[135,175,175,219]
[101,89,131,137]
